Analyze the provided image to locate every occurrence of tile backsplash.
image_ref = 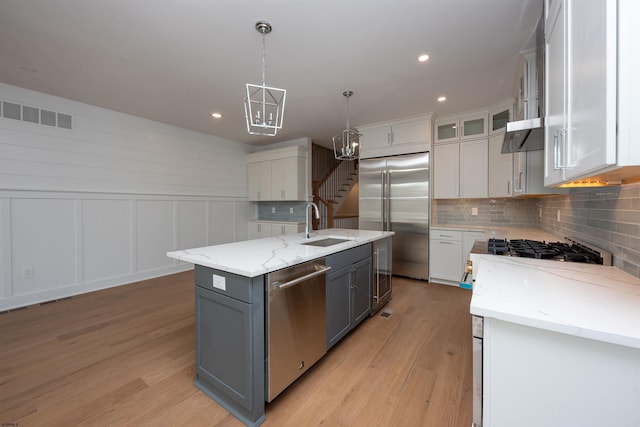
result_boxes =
[257,201,308,222]
[433,181,640,279]
[538,182,640,278]
[434,198,539,228]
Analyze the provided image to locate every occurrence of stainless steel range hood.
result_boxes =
[502,5,545,154]
[501,117,544,153]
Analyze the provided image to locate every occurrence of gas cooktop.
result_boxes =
[486,237,612,266]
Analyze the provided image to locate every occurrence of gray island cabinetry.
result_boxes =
[326,243,372,349]
[194,266,266,426]
[167,229,394,427]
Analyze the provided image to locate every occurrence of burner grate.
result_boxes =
[486,238,607,264]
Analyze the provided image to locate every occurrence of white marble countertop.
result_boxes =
[248,220,304,224]
[470,254,640,349]
[167,228,394,277]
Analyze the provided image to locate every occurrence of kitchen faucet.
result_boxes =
[305,202,320,239]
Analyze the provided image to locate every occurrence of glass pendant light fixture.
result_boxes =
[333,90,361,160]
[244,21,286,136]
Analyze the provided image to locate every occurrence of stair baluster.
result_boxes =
[313,160,358,230]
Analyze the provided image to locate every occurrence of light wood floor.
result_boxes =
[0,272,472,426]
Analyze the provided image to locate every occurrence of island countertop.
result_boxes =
[470,254,640,349]
[167,228,394,277]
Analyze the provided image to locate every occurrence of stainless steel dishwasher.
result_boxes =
[266,258,330,402]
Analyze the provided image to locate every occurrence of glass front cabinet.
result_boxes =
[435,111,488,143]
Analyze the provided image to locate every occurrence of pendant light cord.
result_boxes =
[345,95,350,130]
[262,32,266,86]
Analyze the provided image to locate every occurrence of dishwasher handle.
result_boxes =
[273,266,332,290]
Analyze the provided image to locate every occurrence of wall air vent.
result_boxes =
[1,100,73,130]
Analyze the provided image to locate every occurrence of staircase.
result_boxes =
[313,159,359,230]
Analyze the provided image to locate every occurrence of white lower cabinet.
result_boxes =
[463,231,484,264]
[247,221,304,240]
[483,317,640,427]
[430,228,484,286]
[248,221,272,240]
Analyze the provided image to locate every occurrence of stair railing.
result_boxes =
[313,160,357,229]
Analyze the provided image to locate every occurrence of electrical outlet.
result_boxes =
[24,267,35,279]
[271,207,276,213]
[471,207,478,216]
[212,274,226,291]
[290,207,294,214]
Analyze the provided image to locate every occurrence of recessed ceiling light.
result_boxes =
[437,96,447,102]
[211,112,223,119]
[418,54,430,62]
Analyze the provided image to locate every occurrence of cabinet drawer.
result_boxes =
[326,243,372,271]
[195,265,263,303]
[429,239,463,283]
[430,229,463,241]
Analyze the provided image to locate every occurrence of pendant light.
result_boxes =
[333,90,361,160]
[244,21,286,136]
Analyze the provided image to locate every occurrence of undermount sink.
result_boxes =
[300,237,352,247]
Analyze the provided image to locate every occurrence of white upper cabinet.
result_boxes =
[435,119,458,143]
[247,161,272,201]
[434,138,488,199]
[271,156,305,201]
[514,150,568,196]
[489,136,566,198]
[359,126,391,152]
[513,47,539,123]
[488,97,565,197]
[433,143,460,198]
[435,111,488,144]
[434,110,488,199]
[489,100,513,136]
[488,133,513,197]
[460,139,489,198]
[544,0,567,186]
[359,114,432,159]
[247,146,307,201]
[460,112,488,140]
[545,0,640,186]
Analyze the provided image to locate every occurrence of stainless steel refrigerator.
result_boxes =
[359,152,429,280]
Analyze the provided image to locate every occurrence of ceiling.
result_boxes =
[0,0,542,148]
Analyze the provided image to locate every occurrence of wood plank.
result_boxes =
[0,273,472,426]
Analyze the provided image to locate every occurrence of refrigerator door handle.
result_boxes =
[386,170,391,231]
[381,171,386,230]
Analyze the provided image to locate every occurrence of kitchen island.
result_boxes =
[470,254,640,427]
[167,228,393,426]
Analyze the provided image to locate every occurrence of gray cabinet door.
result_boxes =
[196,286,251,404]
[325,243,374,351]
[326,265,352,349]
[352,257,372,326]
[194,272,265,426]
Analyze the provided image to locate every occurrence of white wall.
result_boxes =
[0,83,251,310]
